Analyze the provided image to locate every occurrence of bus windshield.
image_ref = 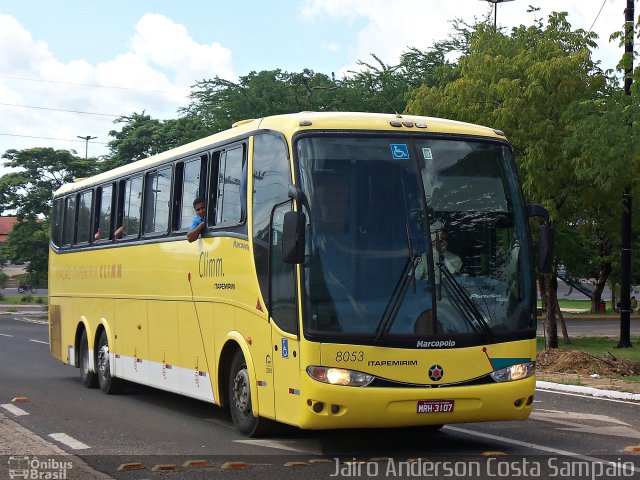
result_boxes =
[297,134,535,344]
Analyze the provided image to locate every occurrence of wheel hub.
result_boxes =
[232,368,250,415]
[97,344,109,377]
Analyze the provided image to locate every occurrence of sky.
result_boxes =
[0,0,628,162]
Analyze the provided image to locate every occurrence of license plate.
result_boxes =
[417,400,454,414]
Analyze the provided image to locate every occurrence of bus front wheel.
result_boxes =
[96,330,123,394]
[79,330,97,388]
[228,350,273,437]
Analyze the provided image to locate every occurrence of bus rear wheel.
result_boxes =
[96,330,123,394]
[228,350,273,437]
[79,330,97,388]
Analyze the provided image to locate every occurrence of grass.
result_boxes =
[0,294,47,305]
[538,298,621,314]
[536,336,640,362]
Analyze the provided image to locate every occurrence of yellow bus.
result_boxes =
[49,112,551,436]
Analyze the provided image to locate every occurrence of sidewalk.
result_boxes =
[537,372,640,396]
[0,412,113,479]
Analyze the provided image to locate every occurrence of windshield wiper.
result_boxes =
[438,263,494,340]
[375,224,422,341]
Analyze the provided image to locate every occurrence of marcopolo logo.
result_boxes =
[8,456,73,480]
[416,340,455,348]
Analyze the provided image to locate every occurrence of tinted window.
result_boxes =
[97,185,114,241]
[252,134,291,309]
[62,196,76,247]
[180,159,204,230]
[76,191,93,244]
[51,198,64,247]
[144,167,172,235]
[269,202,297,334]
[217,146,244,225]
[121,176,143,238]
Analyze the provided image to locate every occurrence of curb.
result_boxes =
[536,380,640,402]
[0,413,113,479]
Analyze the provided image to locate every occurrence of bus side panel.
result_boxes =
[147,301,180,394]
[114,299,149,385]
[51,298,88,367]
[271,328,301,427]
[48,304,63,363]
[232,307,275,420]
[178,301,214,402]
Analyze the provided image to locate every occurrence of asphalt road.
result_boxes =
[537,317,640,338]
[1,315,639,480]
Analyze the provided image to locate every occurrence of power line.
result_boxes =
[0,132,109,145]
[588,0,607,34]
[0,74,177,95]
[0,102,121,118]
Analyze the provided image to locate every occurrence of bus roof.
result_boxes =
[54,111,505,197]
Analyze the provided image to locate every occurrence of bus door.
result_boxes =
[269,203,301,425]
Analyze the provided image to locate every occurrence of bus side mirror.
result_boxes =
[282,210,306,264]
[527,204,554,273]
[537,223,554,273]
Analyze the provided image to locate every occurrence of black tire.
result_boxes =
[96,330,124,394]
[31,287,37,294]
[228,350,273,437]
[79,330,98,388]
[18,287,25,294]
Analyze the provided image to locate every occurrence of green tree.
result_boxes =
[405,12,609,347]
[182,69,340,133]
[104,112,209,170]
[0,147,99,284]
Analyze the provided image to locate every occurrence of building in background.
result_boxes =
[0,217,17,243]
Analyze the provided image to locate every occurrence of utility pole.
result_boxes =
[619,0,634,348]
[483,0,515,29]
[77,135,97,159]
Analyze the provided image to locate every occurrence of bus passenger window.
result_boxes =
[207,151,220,227]
[143,167,172,235]
[216,146,245,225]
[51,198,64,247]
[179,158,205,230]
[62,196,77,247]
[96,184,114,241]
[76,191,93,245]
[116,176,142,238]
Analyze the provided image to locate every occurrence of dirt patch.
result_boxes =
[537,349,640,377]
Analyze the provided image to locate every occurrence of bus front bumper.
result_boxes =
[295,375,536,430]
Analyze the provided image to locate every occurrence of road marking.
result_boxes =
[11,317,48,325]
[48,433,90,450]
[537,386,640,405]
[1,404,29,416]
[235,438,323,454]
[445,426,640,473]
[0,333,12,337]
[29,339,49,345]
[530,410,640,439]
[534,409,631,425]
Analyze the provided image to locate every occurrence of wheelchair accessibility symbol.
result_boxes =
[390,144,410,160]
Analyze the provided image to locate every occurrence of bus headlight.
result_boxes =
[306,366,375,387]
[490,362,535,382]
